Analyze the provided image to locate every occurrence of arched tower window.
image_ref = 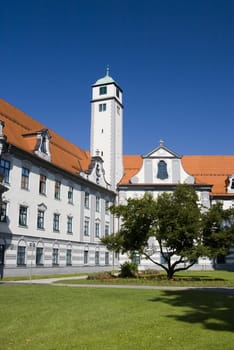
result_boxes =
[157,160,168,180]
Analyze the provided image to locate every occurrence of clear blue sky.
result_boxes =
[1,0,233,155]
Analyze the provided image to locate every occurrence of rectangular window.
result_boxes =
[21,167,29,189]
[39,174,46,195]
[36,247,43,265]
[17,246,26,265]
[54,180,61,200]
[160,253,169,264]
[105,224,109,237]
[37,210,44,229]
[95,196,100,212]
[68,186,73,204]
[0,159,10,183]
[0,202,7,222]
[84,250,88,264]
[95,251,99,265]
[53,214,60,232]
[217,255,226,264]
[95,222,100,238]
[105,252,109,265]
[99,103,106,112]
[19,206,27,226]
[116,87,120,98]
[67,216,73,234]
[52,248,59,265]
[99,86,107,95]
[84,219,89,236]
[66,249,72,266]
[84,192,89,208]
[105,200,109,215]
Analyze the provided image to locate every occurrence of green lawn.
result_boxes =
[0,283,233,350]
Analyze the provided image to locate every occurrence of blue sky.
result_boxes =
[1,0,233,155]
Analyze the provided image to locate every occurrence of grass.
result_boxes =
[55,270,234,287]
[0,283,233,350]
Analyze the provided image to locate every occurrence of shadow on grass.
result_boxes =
[149,289,234,333]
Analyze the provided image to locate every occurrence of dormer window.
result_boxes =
[99,86,107,95]
[157,160,168,180]
[32,129,51,161]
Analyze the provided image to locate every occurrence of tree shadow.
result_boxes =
[149,289,234,333]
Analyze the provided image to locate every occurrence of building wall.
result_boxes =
[0,149,116,276]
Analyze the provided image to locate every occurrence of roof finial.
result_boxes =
[159,139,164,147]
[106,65,110,76]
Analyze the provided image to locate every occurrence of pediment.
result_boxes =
[143,141,181,159]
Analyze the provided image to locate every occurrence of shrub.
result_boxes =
[119,261,138,278]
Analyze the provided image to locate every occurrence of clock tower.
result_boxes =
[90,68,124,190]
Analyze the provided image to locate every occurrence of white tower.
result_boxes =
[90,68,124,190]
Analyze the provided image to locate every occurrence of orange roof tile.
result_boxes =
[182,156,234,196]
[119,155,142,184]
[120,154,234,196]
[0,99,90,175]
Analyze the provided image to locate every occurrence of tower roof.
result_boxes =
[94,67,116,85]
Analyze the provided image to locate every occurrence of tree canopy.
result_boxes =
[101,184,234,279]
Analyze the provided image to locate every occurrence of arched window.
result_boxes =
[157,160,168,180]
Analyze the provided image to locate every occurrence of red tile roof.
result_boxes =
[1,98,234,197]
[0,99,90,175]
[120,155,234,196]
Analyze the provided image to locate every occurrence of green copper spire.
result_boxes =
[94,66,115,85]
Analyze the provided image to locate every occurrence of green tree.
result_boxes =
[101,184,234,279]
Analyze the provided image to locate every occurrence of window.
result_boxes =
[117,105,120,115]
[95,251,99,265]
[84,192,89,208]
[52,248,59,265]
[21,167,29,190]
[217,255,226,264]
[84,219,89,236]
[95,222,100,238]
[19,206,27,226]
[99,103,106,112]
[105,200,109,215]
[36,247,43,265]
[68,186,73,204]
[37,210,45,229]
[84,250,89,264]
[66,249,72,266]
[99,86,107,95]
[0,159,10,183]
[0,244,4,265]
[54,180,61,200]
[116,87,120,98]
[95,196,100,212]
[160,253,169,264]
[105,224,109,237]
[132,252,141,265]
[67,216,73,234]
[17,246,26,265]
[157,160,168,180]
[105,252,109,265]
[0,202,7,222]
[53,214,60,232]
[39,174,46,195]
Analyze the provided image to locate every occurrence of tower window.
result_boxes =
[99,86,107,95]
[157,160,168,180]
[116,88,120,98]
[99,103,106,112]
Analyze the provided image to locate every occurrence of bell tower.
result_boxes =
[90,68,124,190]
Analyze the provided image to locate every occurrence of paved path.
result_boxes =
[2,276,234,293]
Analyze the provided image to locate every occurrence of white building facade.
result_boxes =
[0,70,234,277]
